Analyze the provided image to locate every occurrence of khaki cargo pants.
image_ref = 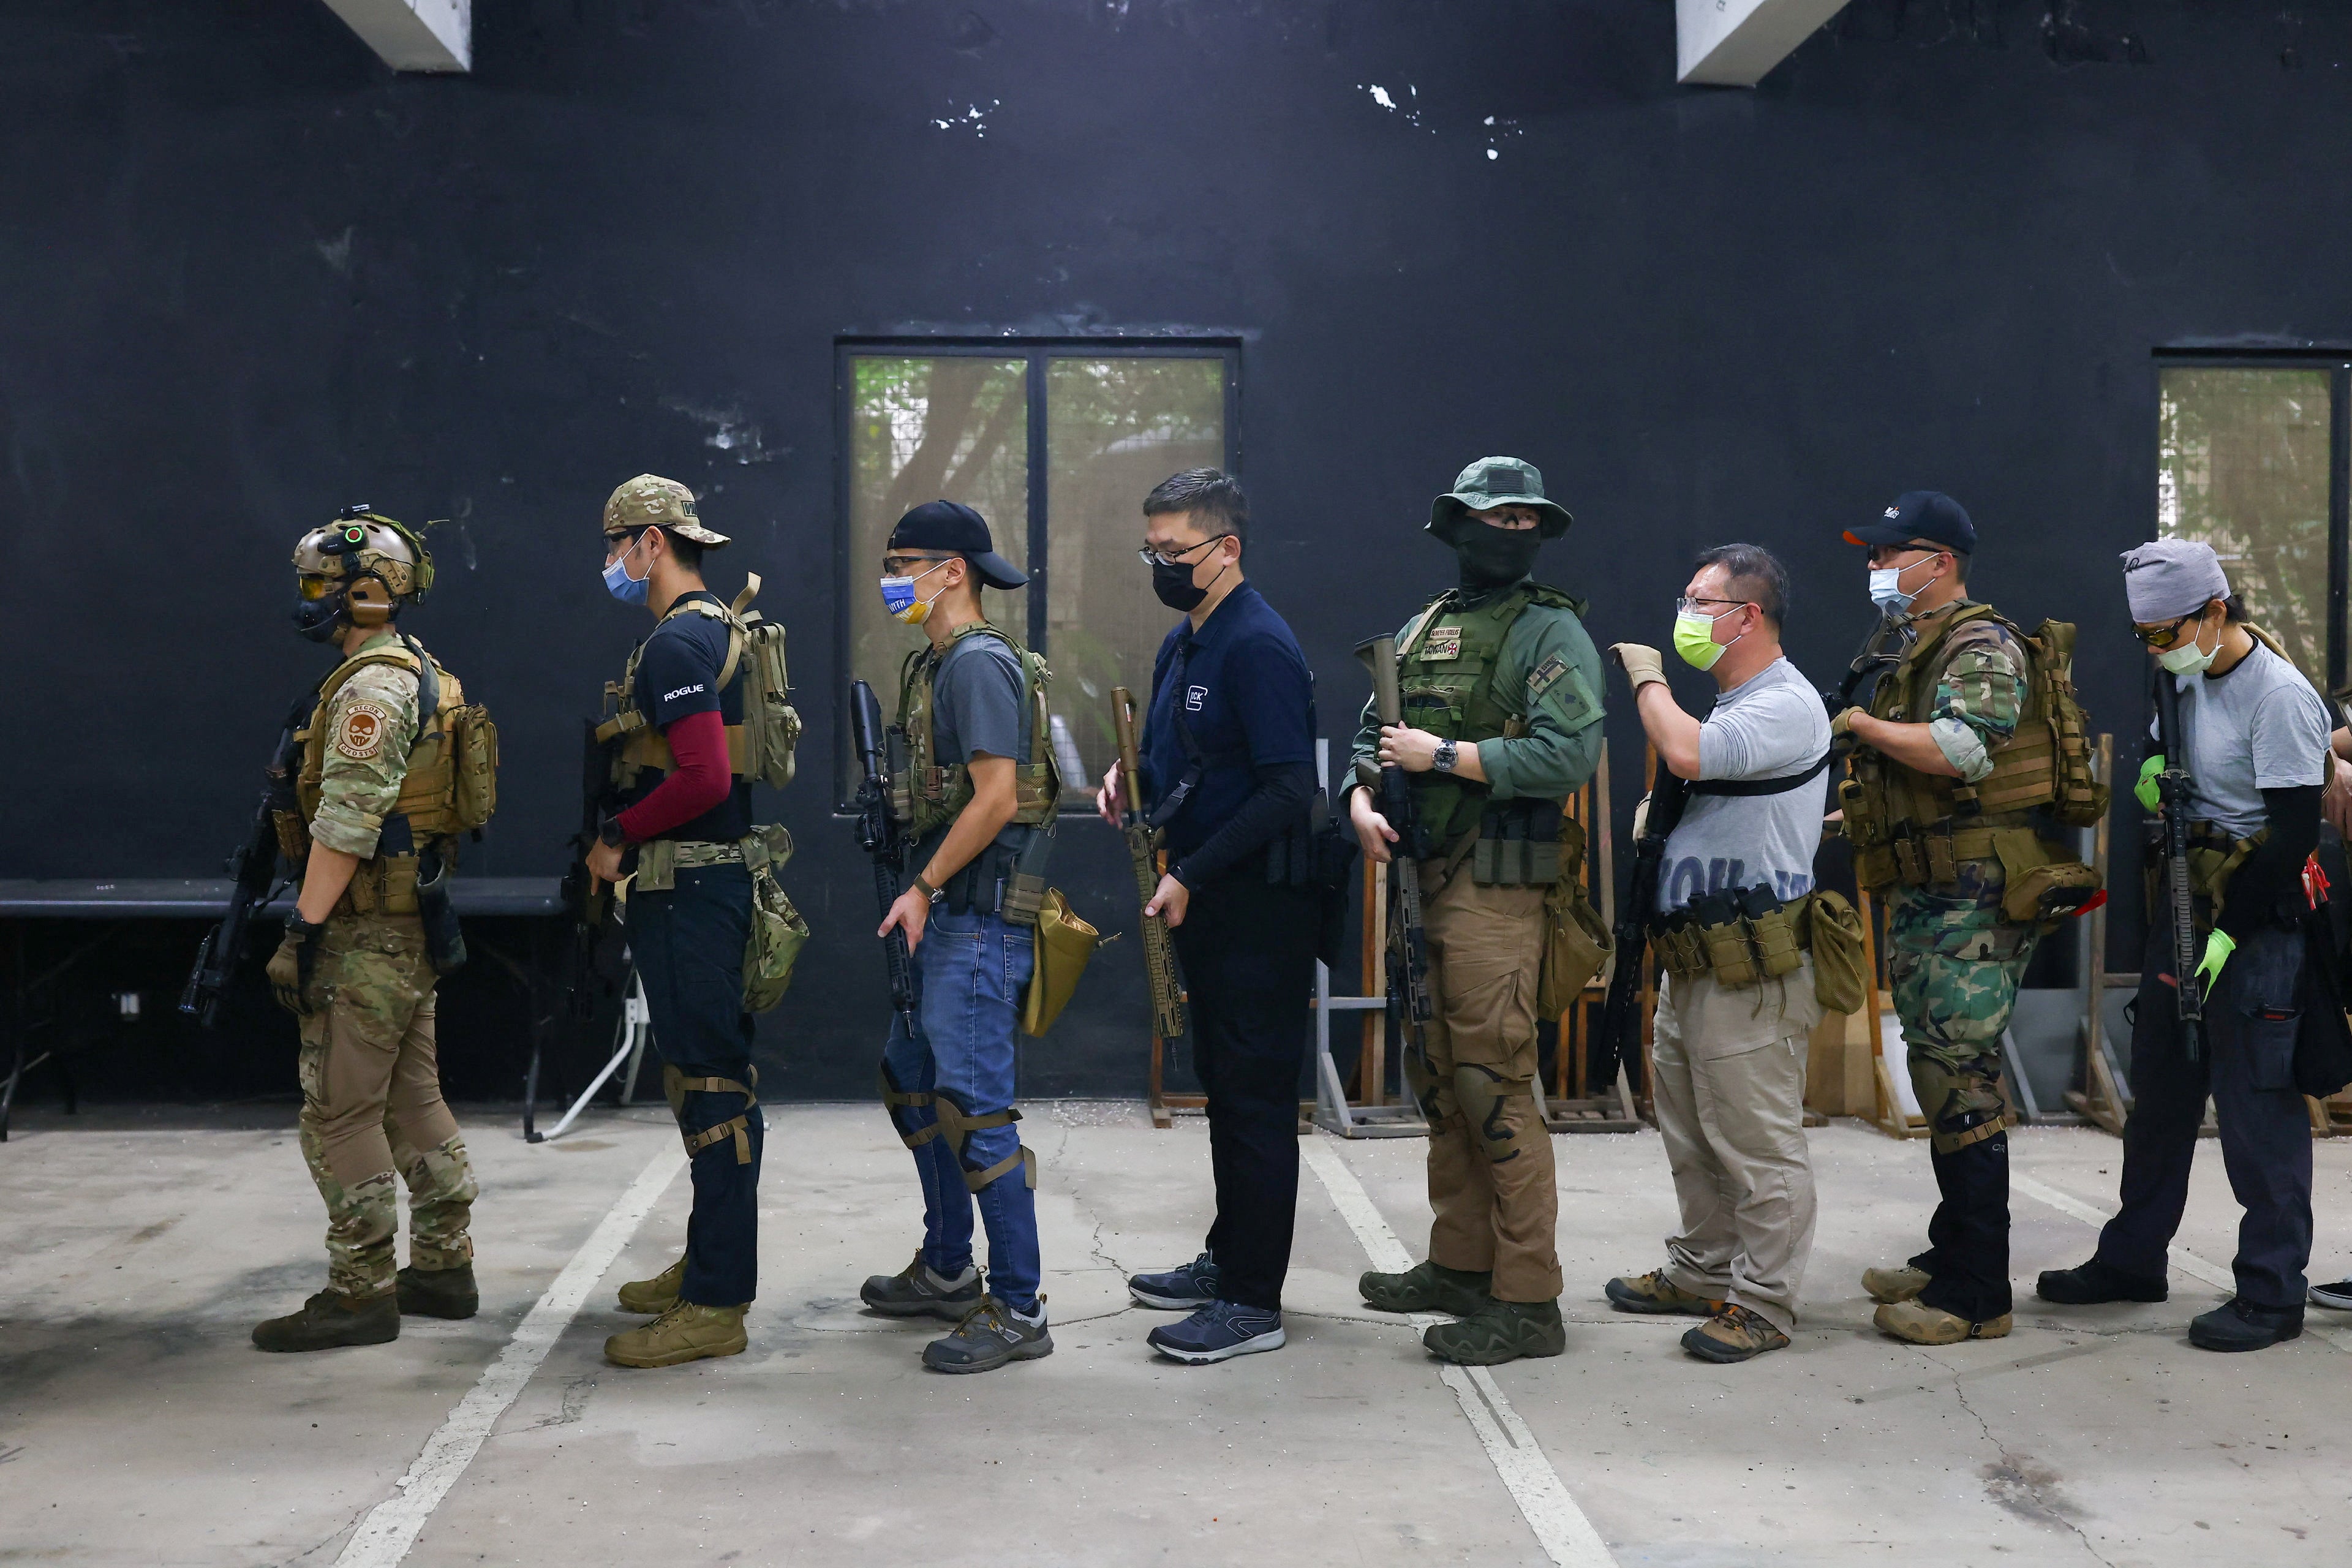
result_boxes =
[297,913,477,1299]
[1404,859,1560,1303]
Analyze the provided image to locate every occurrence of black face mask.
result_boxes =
[1455,527,1543,590]
[293,590,346,643]
[1153,554,1232,612]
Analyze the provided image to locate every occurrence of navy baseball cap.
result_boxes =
[1845,491,1977,555]
[887,500,1027,590]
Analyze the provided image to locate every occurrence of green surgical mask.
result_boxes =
[1673,606,1741,671]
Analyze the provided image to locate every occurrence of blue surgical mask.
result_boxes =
[603,533,650,606]
[880,560,951,625]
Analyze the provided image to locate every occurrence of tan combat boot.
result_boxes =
[605,1302,748,1367]
[1605,1268,1725,1317]
[1874,1299,2010,1345]
[616,1254,686,1315]
[1861,1264,1932,1305]
[1683,1305,1791,1363]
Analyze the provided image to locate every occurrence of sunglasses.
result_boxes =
[2132,612,2200,650]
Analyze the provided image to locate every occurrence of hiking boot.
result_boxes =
[2189,1297,2303,1352]
[1423,1298,1566,1365]
[604,1302,747,1368]
[1681,1305,1790,1363]
[2036,1257,2168,1305]
[616,1254,685,1316]
[1861,1264,1931,1305]
[861,1254,984,1321]
[1360,1260,1492,1317]
[1873,1300,2010,1346]
[1148,1300,1286,1363]
[1128,1251,1221,1310]
[922,1295,1054,1373]
[1605,1268,1724,1317]
[396,1262,478,1320]
[252,1289,400,1352]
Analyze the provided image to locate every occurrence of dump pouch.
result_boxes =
[1537,869,1615,1020]
[1019,888,1100,1037]
[1801,891,1869,1014]
[741,824,809,1014]
[1991,827,2101,925]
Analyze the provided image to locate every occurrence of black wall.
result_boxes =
[5,0,2348,1101]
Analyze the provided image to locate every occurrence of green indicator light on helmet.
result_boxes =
[344,526,366,543]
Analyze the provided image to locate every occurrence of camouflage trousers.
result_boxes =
[296,914,478,1298]
[1883,879,2040,1153]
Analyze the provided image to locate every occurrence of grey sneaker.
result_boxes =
[861,1254,984,1320]
[922,1295,1054,1373]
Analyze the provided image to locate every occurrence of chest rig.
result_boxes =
[891,622,1061,840]
[1395,581,1585,866]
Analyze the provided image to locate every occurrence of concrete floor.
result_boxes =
[4,1104,2351,1567]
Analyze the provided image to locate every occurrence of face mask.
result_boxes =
[1672,606,1744,671]
[1868,554,1938,616]
[2157,614,2220,676]
[879,559,951,625]
[1152,551,1230,612]
[1456,526,1543,590]
[603,533,651,606]
[292,587,345,643]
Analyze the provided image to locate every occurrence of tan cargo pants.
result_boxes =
[1406,860,1560,1303]
[1649,965,1819,1334]
[296,914,477,1298]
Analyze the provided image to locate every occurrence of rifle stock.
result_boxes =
[1354,635,1433,1054]
[2151,667,2204,1063]
[181,696,308,1030]
[851,679,918,1035]
[1113,686,1188,1038]
[1594,767,1687,1095]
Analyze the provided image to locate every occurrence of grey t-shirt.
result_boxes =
[2172,640,2331,837]
[921,633,1030,858]
[1658,656,1832,913]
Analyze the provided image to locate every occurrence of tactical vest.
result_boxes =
[286,635,498,917]
[1840,600,2105,892]
[1394,581,1588,846]
[892,621,1060,839]
[598,582,801,804]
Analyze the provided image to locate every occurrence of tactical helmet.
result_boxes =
[292,505,434,642]
[602,473,729,546]
[1428,456,1574,542]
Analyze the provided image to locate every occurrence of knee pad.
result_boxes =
[1910,1058,2010,1155]
[1404,1047,1457,1129]
[933,1088,1035,1193]
[878,1061,940,1148]
[1452,1063,1531,1165]
[667,1068,760,1166]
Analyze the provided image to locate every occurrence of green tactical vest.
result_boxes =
[1395,580,1589,845]
[892,621,1061,839]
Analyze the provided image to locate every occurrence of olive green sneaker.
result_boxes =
[1681,1305,1790,1363]
[1873,1300,2010,1346]
[604,1302,748,1368]
[1422,1298,1566,1365]
[1862,1264,1931,1305]
[616,1254,685,1315]
[1604,1268,1725,1317]
[252,1289,400,1352]
[396,1262,478,1320]
[1360,1260,1493,1317]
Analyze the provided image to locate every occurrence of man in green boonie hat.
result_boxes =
[1344,454,1606,1366]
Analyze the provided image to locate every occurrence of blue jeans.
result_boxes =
[881,908,1040,1313]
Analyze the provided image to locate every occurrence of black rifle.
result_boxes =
[851,679,918,1036]
[181,694,312,1029]
[2150,665,2205,1063]
[1354,636,1435,1055]
[530,718,619,1142]
[1594,764,1690,1095]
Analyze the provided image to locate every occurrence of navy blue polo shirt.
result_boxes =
[1143,583,1316,859]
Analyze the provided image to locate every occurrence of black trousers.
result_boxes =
[630,863,766,1308]
[1171,875,1320,1311]
[2096,922,2313,1310]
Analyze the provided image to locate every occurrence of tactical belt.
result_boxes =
[935,826,1053,924]
[1860,821,2003,889]
[1649,889,1812,990]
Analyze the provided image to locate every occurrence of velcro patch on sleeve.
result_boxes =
[334,699,394,760]
[1528,655,1569,696]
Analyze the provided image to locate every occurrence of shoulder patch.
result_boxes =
[334,699,394,760]
[1529,655,1570,696]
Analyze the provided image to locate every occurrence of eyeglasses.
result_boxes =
[1137,533,1232,570]
[1676,596,1753,614]
[881,552,954,575]
[2133,612,2199,649]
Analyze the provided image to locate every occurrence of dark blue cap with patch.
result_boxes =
[1845,491,1976,554]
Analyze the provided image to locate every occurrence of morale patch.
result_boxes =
[1424,625,1463,661]
[335,699,393,760]
[1528,655,1569,695]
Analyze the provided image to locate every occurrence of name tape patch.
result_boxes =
[1423,625,1463,661]
[334,699,394,760]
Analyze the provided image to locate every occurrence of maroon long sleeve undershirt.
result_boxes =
[616,708,732,840]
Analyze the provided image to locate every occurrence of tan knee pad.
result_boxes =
[932,1094,1034,1192]
[1452,1063,1532,1165]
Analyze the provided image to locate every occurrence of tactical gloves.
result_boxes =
[1609,643,1667,692]
[268,913,325,1016]
[2135,753,2165,814]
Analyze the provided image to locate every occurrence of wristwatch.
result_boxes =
[1433,739,1459,774]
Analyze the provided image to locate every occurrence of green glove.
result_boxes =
[2195,929,2234,991]
[2135,753,2165,814]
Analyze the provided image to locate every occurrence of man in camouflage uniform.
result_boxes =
[1833,492,2038,1345]
[1347,457,1606,1365]
[255,510,480,1352]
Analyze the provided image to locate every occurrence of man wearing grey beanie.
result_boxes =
[2038,538,2341,1351]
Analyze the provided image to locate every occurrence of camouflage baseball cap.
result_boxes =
[1428,456,1573,541]
[601,473,730,547]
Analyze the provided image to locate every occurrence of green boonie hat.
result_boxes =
[602,473,730,547]
[1428,456,1573,541]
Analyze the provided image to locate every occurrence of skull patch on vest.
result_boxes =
[334,699,394,760]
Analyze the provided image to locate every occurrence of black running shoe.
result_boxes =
[2036,1257,2168,1305]
[1147,1300,1284,1363]
[2309,1278,2352,1311]
[1128,1251,1220,1310]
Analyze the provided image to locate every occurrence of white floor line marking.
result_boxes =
[1300,1136,1617,1568]
[335,1142,689,1567]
